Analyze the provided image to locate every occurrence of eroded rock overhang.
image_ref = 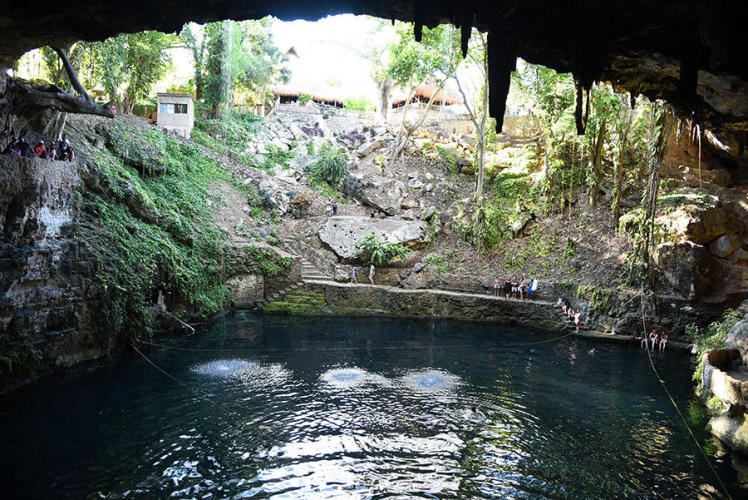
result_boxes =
[1,1,746,156]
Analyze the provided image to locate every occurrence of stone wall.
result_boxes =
[0,157,108,391]
[262,280,568,331]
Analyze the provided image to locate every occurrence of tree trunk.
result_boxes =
[589,118,607,209]
[388,83,442,167]
[613,103,634,223]
[0,80,113,147]
[260,82,267,116]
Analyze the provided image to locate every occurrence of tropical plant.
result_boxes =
[355,233,412,266]
[299,92,312,105]
[308,142,348,186]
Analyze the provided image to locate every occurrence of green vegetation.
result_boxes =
[79,121,284,339]
[307,142,348,185]
[0,344,42,375]
[355,233,412,266]
[687,308,740,355]
[299,93,312,105]
[436,145,459,176]
[344,95,374,111]
[78,31,175,114]
[424,250,465,275]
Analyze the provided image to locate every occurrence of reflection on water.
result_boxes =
[191,359,256,377]
[0,312,744,499]
[319,367,388,389]
[400,368,461,393]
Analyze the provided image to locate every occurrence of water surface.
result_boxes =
[0,312,743,498]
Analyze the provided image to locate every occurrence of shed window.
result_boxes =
[174,103,188,114]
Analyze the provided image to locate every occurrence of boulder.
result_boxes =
[425,183,434,192]
[708,233,742,258]
[351,172,405,215]
[726,320,748,365]
[425,172,434,181]
[656,191,739,244]
[289,154,320,173]
[401,271,427,289]
[227,274,264,309]
[318,216,430,260]
[355,135,387,157]
[401,198,419,210]
[732,248,748,264]
[654,240,722,300]
[408,178,424,189]
[407,171,419,179]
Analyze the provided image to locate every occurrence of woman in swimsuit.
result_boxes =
[659,332,668,352]
[504,279,512,299]
[649,330,658,350]
[574,311,581,332]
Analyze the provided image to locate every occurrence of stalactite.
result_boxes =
[574,77,585,135]
[413,3,423,43]
[414,23,422,42]
[487,30,516,134]
[461,24,470,58]
[679,44,698,110]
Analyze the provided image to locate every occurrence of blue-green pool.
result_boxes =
[0,313,744,498]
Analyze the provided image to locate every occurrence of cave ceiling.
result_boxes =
[1,0,746,157]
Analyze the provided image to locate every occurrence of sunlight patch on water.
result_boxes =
[320,367,388,389]
[190,359,291,387]
[400,369,461,393]
[191,359,256,377]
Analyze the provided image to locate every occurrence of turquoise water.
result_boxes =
[0,312,744,499]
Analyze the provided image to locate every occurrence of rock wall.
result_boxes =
[0,157,107,391]
[700,303,748,455]
[262,280,568,331]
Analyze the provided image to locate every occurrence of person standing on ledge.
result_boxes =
[350,266,357,283]
[369,263,375,284]
[332,199,338,216]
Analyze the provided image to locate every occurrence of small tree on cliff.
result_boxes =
[82,31,174,114]
[446,27,491,246]
[384,22,453,168]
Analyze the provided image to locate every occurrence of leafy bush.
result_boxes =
[344,95,373,111]
[299,92,312,105]
[687,309,741,355]
[306,140,316,155]
[355,233,412,266]
[307,142,348,186]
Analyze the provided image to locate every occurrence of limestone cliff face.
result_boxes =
[701,302,748,455]
[0,157,108,391]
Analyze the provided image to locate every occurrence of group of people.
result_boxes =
[325,199,339,216]
[2,134,75,161]
[349,264,375,284]
[494,277,538,300]
[634,330,669,352]
[559,298,583,333]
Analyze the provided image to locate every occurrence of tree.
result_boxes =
[232,19,290,116]
[180,24,207,99]
[384,22,453,168]
[612,92,634,222]
[446,27,491,245]
[82,31,174,114]
[204,21,233,118]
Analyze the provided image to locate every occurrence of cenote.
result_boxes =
[1,313,744,499]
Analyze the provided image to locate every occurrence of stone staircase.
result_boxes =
[255,239,334,310]
[554,303,593,332]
